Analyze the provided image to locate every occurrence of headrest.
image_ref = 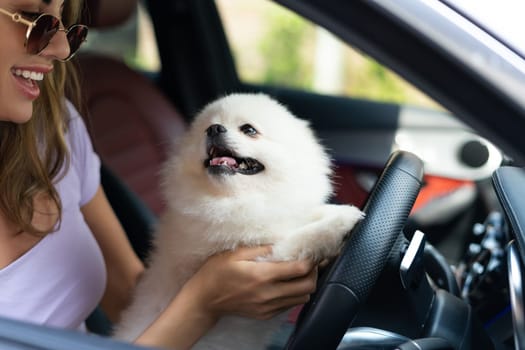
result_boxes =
[83,0,137,28]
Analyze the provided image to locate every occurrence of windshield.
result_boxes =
[443,0,525,57]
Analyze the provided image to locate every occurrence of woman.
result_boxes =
[0,0,319,348]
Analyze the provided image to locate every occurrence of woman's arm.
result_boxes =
[81,186,145,323]
[135,246,318,349]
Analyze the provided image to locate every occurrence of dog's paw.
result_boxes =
[320,204,365,236]
[271,204,364,261]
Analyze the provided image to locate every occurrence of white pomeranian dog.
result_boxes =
[113,93,364,349]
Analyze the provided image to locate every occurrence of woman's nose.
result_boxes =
[39,30,71,61]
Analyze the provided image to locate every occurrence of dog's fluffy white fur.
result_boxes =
[113,93,364,348]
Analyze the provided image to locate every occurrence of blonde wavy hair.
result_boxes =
[0,0,84,235]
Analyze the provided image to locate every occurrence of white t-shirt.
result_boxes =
[0,101,106,330]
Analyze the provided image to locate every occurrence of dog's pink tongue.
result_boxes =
[210,157,237,167]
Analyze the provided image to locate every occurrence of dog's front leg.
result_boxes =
[271,204,364,261]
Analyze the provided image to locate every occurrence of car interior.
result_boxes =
[79,0,186,216]
[0,0,513,348]
[77,0,489,258]
[78,0,183,332]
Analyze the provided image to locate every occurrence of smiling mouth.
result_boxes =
[204,145,265,175]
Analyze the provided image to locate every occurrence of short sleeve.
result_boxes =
[64,100,101,206]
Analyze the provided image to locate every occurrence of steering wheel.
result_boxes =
[285,150,424,350]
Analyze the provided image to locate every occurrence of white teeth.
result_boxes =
[13,69,44,81]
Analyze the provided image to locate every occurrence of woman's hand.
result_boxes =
[186,245,318,321]
[135,245,318,350]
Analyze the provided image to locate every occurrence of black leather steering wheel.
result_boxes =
[285,150,424,350]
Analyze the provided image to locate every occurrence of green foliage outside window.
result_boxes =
[223,0,439,109]
[258,11,313,89]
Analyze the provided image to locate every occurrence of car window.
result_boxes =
[80,1,160,73]
[443,0,525,57]
[81,0,440,111]
[216,0,442,110]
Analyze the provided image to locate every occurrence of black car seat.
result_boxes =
[79,0,187,217]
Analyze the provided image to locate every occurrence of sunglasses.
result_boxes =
[0,8,88,61]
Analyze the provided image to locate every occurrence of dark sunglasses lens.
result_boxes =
[66,25,88,58]
[27,15,60,54]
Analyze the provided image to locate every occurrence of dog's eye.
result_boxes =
[240,124,258,136]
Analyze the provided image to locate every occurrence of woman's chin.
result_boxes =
[0,103,34,124]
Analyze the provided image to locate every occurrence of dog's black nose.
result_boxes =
[206,124,227,137]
